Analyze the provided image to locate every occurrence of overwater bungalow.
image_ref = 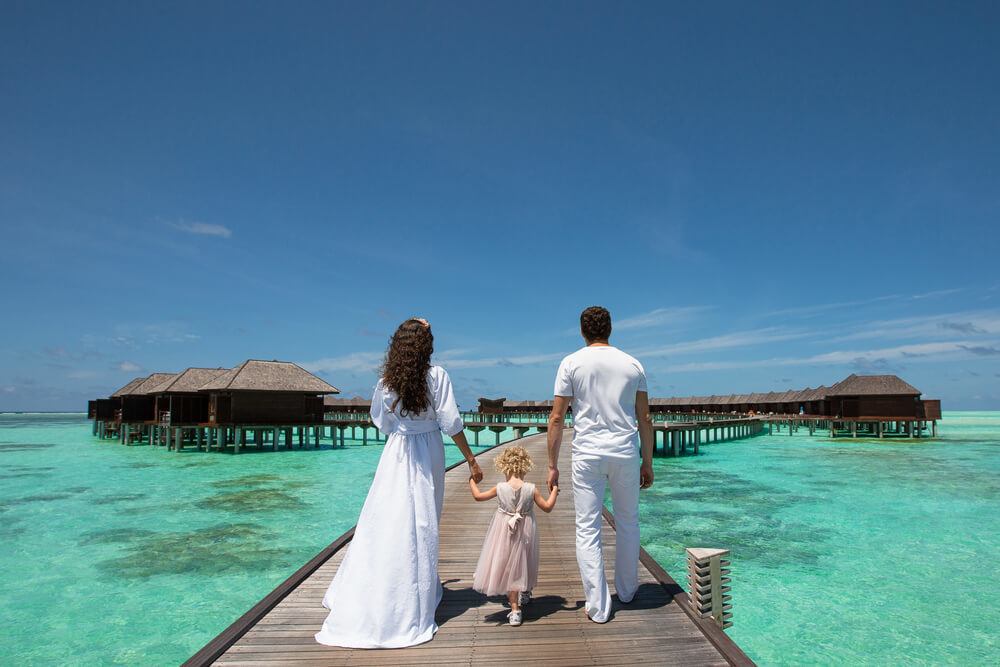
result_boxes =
[642,374,937,422]
[148,367,228,426]
[199,359,338,425]
[824,374,924,418]
[323,396,372,416]
[119,373,177,423]
[477,397,506,414]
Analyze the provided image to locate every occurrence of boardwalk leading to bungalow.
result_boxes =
[190,431,753,666]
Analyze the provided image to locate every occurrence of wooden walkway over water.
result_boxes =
[187,431,752,666]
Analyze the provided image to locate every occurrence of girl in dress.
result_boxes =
[316,318,484,649]
[469,445,559,626]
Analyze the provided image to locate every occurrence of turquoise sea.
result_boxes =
[1,412,997,665]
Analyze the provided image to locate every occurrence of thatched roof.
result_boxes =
[807,386,828,401]
[111,376,147,398]
[324,396,371,408]
[125,373,178,396]
[148,368,228,394]
[826,374,920,397]
[776,390,800,403]
[199,360,339,394]
[791,388,813,402]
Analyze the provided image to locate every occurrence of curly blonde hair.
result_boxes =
[494,445,533,478]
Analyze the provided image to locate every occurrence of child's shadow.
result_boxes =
[482,595,582,625]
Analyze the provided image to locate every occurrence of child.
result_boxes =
[469,445,559,626]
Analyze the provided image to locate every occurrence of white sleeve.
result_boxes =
[553,357,574,397]
[369,380,397,434]
[432,368,464,437]
[636,360,648,393]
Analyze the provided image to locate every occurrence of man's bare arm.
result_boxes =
[636,390,654,488]
[547,395,571,491]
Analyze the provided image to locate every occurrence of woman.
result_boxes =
[316,318,484,648]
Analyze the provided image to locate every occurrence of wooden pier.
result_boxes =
[761,416,938,438]
[186,431,754,666]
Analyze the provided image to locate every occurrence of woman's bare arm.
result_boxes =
[469,478,498,502]
[452,430,484,482]
[533,485,559,513]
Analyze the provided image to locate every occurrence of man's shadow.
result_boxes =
[437,581,670,627]
[482,595,582,625]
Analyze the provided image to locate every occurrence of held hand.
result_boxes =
[547,466,559,492]
[640,462,654,489]
[468,460,484,483]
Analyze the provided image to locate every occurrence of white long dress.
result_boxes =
[315,365,465,649]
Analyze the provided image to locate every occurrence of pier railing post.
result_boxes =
[687,547,733,630]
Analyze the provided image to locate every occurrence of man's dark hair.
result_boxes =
[580,306,612,342]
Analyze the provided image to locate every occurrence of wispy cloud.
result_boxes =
[443,352,565,370]
[118,361,142,372]
[910,287,965,300]
[635,327,812,358]
[765,295,900,318]
[958,344,1000,356]
[300,352,383,374]
[88,322,200,347]
[832,310,1000,343]
[661,340,996,373]
[614,306,711,331]
[940,321,986,335]
[170,221,233,238]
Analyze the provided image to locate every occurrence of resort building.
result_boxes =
[199,359,338,425]
[148,367,229,426]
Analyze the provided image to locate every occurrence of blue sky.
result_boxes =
[2,2,998,411]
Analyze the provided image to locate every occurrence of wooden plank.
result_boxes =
[196,431,751,666]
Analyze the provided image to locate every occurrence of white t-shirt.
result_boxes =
[553,346,648,459]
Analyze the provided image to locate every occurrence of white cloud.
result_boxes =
[300,352,383,374]
[661,340,994,373]
[831,310,1000,343]
[442,352,565,370]
[614,306,712,331]
[635,327,812,358]
[170,221,233,238]
[118,361,142,372]
[765,295,900,318]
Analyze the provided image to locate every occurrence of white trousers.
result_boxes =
[571,453,640,623]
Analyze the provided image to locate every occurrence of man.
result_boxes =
[547,306,654,623]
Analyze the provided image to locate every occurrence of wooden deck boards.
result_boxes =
[207,432,746,666]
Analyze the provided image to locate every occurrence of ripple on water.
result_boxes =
[93,493,148,505]
[0,443,58,452]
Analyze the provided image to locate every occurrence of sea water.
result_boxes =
[641,411,999,665]
[0,414,518,665]
[1,413,998,665]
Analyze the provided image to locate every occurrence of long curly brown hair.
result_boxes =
[381,318,434,416]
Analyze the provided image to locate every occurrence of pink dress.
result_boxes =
[472,481,540,596]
